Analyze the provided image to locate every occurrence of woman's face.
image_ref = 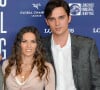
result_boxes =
[20,32,37,58]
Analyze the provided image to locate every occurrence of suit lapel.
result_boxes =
[46,36,54,65]
[71,34,80,89]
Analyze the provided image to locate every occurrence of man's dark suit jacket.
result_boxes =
[42,33,100,90]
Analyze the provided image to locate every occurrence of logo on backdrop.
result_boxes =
[32,3,41,9]
[20,2,44,17]
[0,0,7,60]
[69,28,75,33]
[44,28,74,34]
[44,28,51,34]
[93,27,100,33]
[69,3,94,16]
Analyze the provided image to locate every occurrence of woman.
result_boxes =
[2,26,55,90]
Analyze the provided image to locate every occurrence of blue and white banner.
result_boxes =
[0,0,100,60]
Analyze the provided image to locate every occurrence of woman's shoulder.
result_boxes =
[45,62,53,68]
[2,60,8,67]
[45,62,54,73]
[2,60,9,74]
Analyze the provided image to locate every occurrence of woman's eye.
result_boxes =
[21,40,26,43]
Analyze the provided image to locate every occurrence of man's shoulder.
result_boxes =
[42,35,51,40]
[71,33,95,43]
[41,35,51,44]
[70,33,97,48]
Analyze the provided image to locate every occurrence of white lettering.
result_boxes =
[0,0,7,7]
[93,28,100,33]
[44,29,51,34]
[0,38,6,59]
[0,11,7,33]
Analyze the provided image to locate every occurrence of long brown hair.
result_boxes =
[5,26,49,80]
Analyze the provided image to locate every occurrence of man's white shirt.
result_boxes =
[51,34,76,90]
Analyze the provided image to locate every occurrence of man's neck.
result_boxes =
[53,31,69,48]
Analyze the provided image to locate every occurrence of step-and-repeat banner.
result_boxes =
[0,0,100,60]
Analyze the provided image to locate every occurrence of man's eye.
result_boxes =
[59,16,64,19]
[48,18,55,21]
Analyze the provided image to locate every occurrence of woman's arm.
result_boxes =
[45,63,55,90]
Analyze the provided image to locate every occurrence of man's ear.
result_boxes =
[45,19,49,26]
[68,15,71,24]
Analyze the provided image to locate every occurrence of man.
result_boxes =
[43,0,100,90]
[0,54,3,89]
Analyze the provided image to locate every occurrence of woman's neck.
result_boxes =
[22,56,34,65]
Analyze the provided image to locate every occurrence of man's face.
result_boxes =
[46,7,71,36]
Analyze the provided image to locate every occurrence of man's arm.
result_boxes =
[90,39,100,90]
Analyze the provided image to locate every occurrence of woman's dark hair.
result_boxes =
[5,26,49,80]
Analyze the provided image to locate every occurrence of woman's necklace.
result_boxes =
[20,64,32,83]
[21,63,32,72]
[21,75,25,83]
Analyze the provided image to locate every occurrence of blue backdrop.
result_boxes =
[0,0,100,60]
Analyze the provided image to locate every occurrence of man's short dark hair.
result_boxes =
[44,0,70,18]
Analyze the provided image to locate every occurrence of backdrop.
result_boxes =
[0,0,100,60]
